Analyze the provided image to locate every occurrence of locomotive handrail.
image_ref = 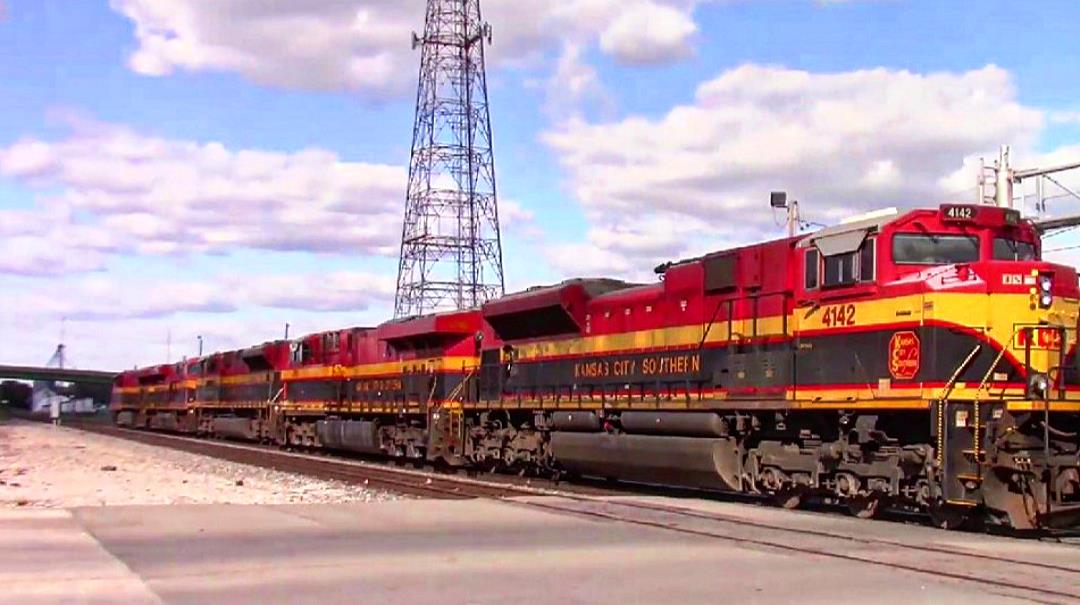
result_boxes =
[965,325,1036,473]
[698,298,731,349]
[937,344,982,403]
[426,370,439,407]
[267,385,285,406]
[444,368,476,404]
[971,327,1023,399]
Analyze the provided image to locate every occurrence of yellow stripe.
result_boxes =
[1006,400,1080,412]
[282,356,479,381]
[220,373,273,386]
[511,292,1073,364]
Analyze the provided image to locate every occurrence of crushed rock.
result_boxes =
[0,420,395,508]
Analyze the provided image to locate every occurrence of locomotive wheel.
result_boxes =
[847,493,886,520]
[772,487,802,510]
[928,501,975,530]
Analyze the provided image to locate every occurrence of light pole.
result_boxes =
[197,335,203,357]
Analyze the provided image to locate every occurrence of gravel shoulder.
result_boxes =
[0,419,393,507]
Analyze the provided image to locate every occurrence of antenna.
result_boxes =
[394,0,505,317]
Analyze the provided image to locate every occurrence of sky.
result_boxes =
[3,0,1080,370]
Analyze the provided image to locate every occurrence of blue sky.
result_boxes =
[2,0,1080,369]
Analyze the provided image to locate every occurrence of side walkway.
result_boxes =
[0,508,162,605]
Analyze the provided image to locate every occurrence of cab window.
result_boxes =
[818,238,875,288]
[823,252,856,287]
[893,234,979,265]
[859,237,875,282]
[993,238,1037,261]
[804,249,819,289]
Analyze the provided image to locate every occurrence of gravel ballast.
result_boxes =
[0,420,394,507]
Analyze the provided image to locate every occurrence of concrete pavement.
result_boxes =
[2,498,1048,604]
[0,508,162,605]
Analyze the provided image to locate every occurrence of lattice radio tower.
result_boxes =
[394,0,504,318]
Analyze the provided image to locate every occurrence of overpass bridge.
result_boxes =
[0,364,116,386]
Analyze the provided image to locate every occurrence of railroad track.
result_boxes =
[517,497,1080,604]
[67,421,604,500]
[68,421,1080,603]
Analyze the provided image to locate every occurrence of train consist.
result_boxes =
[112,203,1080,530]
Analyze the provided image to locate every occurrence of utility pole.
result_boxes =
[770,191,799,237]
[394,0,504,317]
[58,317,66,369]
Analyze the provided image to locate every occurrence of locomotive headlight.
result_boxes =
[1038,272,1054,308]
[1026,372,1051,400]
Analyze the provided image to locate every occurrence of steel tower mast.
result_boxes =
[394,0,504,318]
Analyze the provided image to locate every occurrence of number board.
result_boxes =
[942,205,977,222]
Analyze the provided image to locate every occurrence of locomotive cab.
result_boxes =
[797,203,1080,528]
[109,371,140,426]
[799,203,1079,392]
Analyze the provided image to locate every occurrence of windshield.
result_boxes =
[893,233,979,265]
[993,238,1037,261]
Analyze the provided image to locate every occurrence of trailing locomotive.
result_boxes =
[112,203,1080,531]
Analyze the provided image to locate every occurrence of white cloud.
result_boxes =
[237,271,396,312]
[0,115,405,275]
[542,64,1051,276]
[0,265,402,368]
[39,271,394,321]
[598,1,699,64]
[0,268,400,369]
[542,42,617,121]
[12,276,234,322]
[547,213,738,279]
[498,199,543,239]
[1050,111,1080,125]
[108,0,713,97]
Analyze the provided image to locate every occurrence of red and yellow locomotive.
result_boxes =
[112,203,1080,530]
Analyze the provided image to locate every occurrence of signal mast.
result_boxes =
[979,145,1080,213]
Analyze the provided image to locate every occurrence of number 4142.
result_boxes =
[821,304,856,327]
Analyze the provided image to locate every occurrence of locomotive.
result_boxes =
[112,203,1080,531]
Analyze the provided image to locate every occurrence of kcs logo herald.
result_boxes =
[888,331,920,380]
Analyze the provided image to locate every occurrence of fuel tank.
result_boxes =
[550,432,741,491]
[148,412,179,432]
[315,419,383,455]
[550,411,602,432]
[212,417,257,440]
[619,411,727,437]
